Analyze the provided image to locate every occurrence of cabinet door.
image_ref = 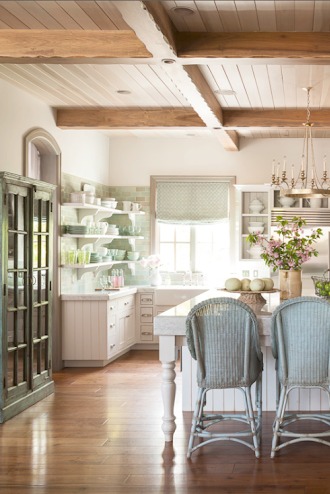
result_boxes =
[118,308,135,351]
[2,179,54,421]
[31,188,53,389]
[5,183,30,404]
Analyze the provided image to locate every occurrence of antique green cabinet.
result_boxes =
[0,172,55,422]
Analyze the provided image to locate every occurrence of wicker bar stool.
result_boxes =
[270,296,330,458]
[186,297,263,458]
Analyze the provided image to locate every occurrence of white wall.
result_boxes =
[0,79,110,183]
[109,134,330,185]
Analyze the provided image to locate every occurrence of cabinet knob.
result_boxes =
[142,331,152,335]
[126,315,130,318]
[109,306,115,310]
[124,301,129,305]
[110,343,116,349]
[109,323,115,328]
[141,314,151,317]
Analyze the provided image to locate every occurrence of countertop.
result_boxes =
[60,285,210,300]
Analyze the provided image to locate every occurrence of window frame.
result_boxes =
[150,175,236,270]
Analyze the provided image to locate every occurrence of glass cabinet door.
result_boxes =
[6,183,30,403]
[3,181,53,412]
[32,189,53,389]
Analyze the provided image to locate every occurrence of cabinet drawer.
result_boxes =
[138,293,154,306]
[118,295,135,312]
[108,300,117,315]
[140,325,153,341]
[139,307,153,323]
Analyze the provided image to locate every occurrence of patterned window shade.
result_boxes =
[156,181,229,224]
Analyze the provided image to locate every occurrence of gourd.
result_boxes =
[262,278,274,290]
[250,279,265,291]
[241,278,251,291]
[225,278,242,291]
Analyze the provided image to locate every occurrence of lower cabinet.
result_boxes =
[62,293,136,367]
[136,292,157,344]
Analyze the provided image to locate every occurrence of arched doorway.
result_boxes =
[24,128,62,371]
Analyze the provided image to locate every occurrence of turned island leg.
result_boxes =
[159,335,177,442]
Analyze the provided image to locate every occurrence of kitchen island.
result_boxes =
[154,288,328,442]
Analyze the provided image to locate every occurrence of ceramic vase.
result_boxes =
[279,269,302,300]
[150,267,162,287]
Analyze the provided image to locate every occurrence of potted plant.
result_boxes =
[247,215,323,299]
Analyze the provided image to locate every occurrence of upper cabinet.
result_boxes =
[235,184,330,265]
[234,184,273,261]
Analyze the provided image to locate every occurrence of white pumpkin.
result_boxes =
[262,278,274,290]
[225,278,242,291]
[241,278,251,291]
[250,278,265,291]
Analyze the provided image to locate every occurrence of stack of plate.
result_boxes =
[107,225,119,235]
[66,225,88,235]
[114,249,126,261]
[101,198,118,209]
[90,252,102,263]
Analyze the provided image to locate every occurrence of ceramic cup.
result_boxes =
[131,203,142,212]
[122,201,132,211]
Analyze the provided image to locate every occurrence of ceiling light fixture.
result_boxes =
[171,7,195,16]
[214,89,236,96]
[272,87,330,199]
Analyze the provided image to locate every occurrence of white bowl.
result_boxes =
[249,221,264,227]
[249,204,264,213]
[248,226,264,234]
[279,196,295,207]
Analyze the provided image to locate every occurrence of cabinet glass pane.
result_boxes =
[40,305,48,337]
[17,310,27,345]
[7,312,14,346]
[8,193,27,231]
[17,349,27,384]
[7,352,15,388]
[17,234,26,269]
[32,306,40,339]
[17,195,26,231]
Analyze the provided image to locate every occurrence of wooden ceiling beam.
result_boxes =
[175,32,330,59]
[56,108,205,129]
[114,0,238,151]
[224,109,330,128]
[0,29,152,62]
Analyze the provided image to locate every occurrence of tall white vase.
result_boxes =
[150,268,162,286]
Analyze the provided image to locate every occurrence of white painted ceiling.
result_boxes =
[2,1,330,142]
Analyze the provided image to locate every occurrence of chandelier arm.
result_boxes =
[271,86,330,198]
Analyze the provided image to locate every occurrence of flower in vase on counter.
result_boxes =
[247,215,323,272]
[140,254,163,270]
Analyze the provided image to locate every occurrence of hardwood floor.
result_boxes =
[0,350,330,493]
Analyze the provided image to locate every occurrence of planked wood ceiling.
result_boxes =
[2,1,330,149]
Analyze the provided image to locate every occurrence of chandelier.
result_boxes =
[271,87,330,198]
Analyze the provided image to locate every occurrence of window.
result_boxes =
[150,176,235,286]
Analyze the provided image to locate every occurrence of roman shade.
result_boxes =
[156,181,229,224]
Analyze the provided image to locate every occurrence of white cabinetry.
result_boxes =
[118,294,135,351]
[62,292,136,367]
[135,288,208,346]
[234,185,273,262]
[136,292,156,343]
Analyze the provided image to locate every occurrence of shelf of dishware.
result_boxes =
[62,203,145,223]
[61,260,138,269]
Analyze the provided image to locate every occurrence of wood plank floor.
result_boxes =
[0,350,330,494]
